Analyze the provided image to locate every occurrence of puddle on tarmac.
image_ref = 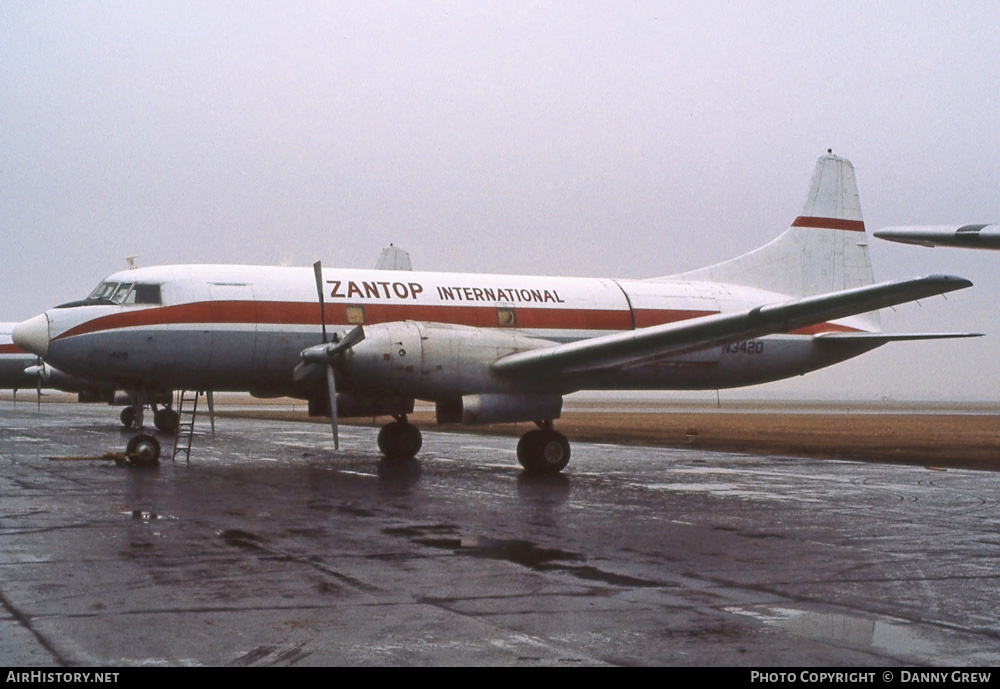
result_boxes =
[725,605,1000,663]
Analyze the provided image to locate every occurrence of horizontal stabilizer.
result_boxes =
[875,225,1000,250]
[492,275,972,378]
[814,331,982,345]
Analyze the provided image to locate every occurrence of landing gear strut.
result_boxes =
[377,416,422,460]
[517,421,570,474]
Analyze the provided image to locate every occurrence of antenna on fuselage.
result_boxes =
[125,255,141,270]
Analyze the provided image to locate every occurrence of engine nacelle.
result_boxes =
[341,321,558,400]
[436,393,563,425]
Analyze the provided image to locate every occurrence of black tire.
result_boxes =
[377,422,400,455]
[378,422,422,460]
[516,430,544,471]
[517,429,570,474]
[120,407,135,428]
[153,408,179,433]
[126,434,161,467]
[395,423,422,460]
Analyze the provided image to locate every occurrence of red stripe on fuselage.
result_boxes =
[52,300,862,341]
[53,301,636,340]
[792,216,866,232]
[0,343,28,354]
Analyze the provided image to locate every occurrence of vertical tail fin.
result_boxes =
[672,151,876,302]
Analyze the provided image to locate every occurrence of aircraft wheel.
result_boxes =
[517,429,570,474]
[153,408,179,433]
[377,422,399,455]
[126,434,161,468]
[377,422,422,460]
[396,423,422,459]
[120,407,135,428]
[538,431,570,473]
[517,429,543,470]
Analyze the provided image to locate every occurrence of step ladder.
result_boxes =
[171,390,214,463]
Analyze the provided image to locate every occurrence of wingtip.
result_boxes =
[874,227,939,247]
[925,274,973,290]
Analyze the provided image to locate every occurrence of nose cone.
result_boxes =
[12,314,50,357]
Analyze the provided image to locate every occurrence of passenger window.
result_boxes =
[497,308,516,327]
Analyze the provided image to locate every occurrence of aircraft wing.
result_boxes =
[491,275,973,378]
[874,225,1000,250]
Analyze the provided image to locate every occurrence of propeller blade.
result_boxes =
[308,261,353,450]
[207,390,215,435]
[334,324,366,352]
[313,261,328,344]
[326,363,339,450]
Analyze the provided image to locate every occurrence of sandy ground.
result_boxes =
[213,403,1000,472]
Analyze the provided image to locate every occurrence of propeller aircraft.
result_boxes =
[11,152,979,472]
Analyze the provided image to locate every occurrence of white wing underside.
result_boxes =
[492,275,976,378]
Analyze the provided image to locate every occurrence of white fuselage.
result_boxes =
[22,264,877,405]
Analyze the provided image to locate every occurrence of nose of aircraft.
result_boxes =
[12,314,50,357]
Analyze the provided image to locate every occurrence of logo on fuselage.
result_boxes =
[328,280,424,300]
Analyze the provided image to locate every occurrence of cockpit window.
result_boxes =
[111,283,134,304]
[131,284,161,304]
[87,282,119,301]
[57,281,162,308]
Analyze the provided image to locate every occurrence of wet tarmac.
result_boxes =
[2,402,1000,666]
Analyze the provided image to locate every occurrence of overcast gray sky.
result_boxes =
[2,1,998,401]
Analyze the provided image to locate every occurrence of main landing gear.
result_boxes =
[119,403,178,433]
[517,421,570,475]
[377,415,423,461]
[376,416,572,474]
